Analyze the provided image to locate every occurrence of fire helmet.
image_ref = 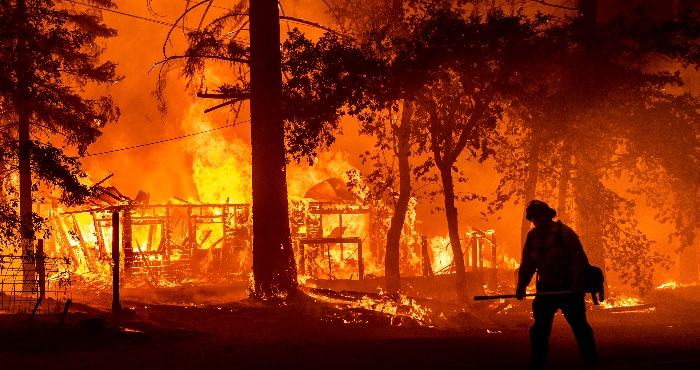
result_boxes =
[525,200,557,221]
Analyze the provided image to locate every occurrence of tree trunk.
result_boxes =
[249,0,297,297]
[679,236,699,284]
[573,170,606,271]
[578,0,597,28]
[16,0,35,288]
[385,100,413,294]
[557,147,572,224]
[19,110,32,248]
[520,126,541,247]
[574,0,605,272]
[439,164,469,302]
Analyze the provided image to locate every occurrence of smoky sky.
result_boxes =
[74,0,686,284]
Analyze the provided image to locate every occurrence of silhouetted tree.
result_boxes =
[159,0,300,297]
[0,0,120,253]
[248,0,297,296]
[314,0,426,294]
[490,7,700,293]
[402,8,554,301]
[283,6,558,301]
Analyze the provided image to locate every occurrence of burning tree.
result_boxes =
[0,0,120,253]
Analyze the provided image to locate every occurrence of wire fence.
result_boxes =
[0,252,72,326]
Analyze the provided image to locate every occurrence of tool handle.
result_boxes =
[473,291,574,301]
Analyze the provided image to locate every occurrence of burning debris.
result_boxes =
[53,199,253,287]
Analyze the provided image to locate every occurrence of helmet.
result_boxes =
[525,200,556,221]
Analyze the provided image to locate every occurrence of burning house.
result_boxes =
[16,172,521,296]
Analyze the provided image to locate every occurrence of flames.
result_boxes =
[656,281,697,290]
[185,95,252,205]
[599,293,649,310]
[22,66,532,306]
[347,293,432,326]
[304,287,434,326]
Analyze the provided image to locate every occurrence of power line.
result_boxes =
[66,0,333,35]
[64,0,205,32]
[82,120,248,157]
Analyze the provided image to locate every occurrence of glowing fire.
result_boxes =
[27,67,529,293]
[184,95,252,205]
[597,292,655,313]
[656,281,697,290]
[347,293,432,326]
[304,288,434,326]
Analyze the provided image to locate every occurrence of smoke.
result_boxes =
[75,0,523,264]
[73,1,697,285]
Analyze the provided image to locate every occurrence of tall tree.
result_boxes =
[249,0,297,296]
[283,26,414,293]
[407,8,553,301]
[319,0,423,294]
[160,0,304,297]
[0,0,120,253]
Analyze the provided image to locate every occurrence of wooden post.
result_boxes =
[478,236,484,269]
[91,211,107,256]
[299,240,305,275]
[36,239,45,299]
[358,240,364,280]
[491,234,497,269]
[112,211,121,313]
[421,235,433,277]
[490,234,498,287]
[471,236,478,270]
[122,208,133,277]
[338,214,343,261]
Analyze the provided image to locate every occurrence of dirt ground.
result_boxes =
[2,283,700,369]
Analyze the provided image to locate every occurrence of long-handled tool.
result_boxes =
[474,290,604,305]
[474,291,574,301]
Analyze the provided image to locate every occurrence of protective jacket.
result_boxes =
[517,221,590,293]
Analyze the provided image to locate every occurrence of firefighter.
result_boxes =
[517,200,599,370]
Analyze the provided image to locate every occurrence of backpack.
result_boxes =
[553,221,606,305]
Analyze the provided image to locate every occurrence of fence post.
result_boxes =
[112,211,121,313]
[36,239,45,299]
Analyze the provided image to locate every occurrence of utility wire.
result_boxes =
[66,0,334,35]
[82,120,248,157]
[65,0,201,32]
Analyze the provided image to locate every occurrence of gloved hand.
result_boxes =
[516,288,525,301]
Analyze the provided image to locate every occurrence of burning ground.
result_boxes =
[2,283,700,369]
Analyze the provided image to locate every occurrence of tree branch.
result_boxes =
[203,98,248,113]
[197,92,250,99]
[279,15,341,34]
[149,55,249,73]
[531,0,578,11]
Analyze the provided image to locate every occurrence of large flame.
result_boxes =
[184,98,252,205]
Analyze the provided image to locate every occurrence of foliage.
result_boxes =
[489,9,700,292]
[0,0,120,250]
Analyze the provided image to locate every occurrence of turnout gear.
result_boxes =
[517,200,599,369]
